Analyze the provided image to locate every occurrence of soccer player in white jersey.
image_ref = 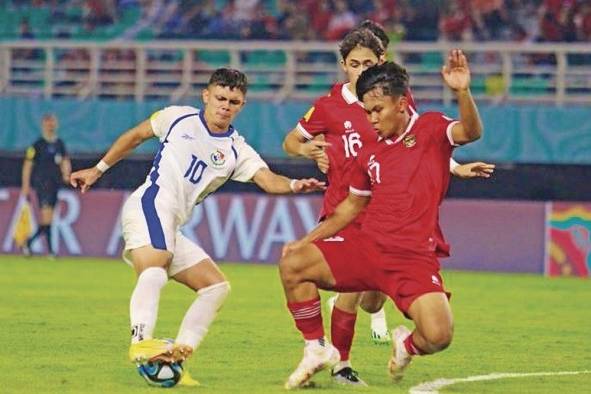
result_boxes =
[70,68,325,385]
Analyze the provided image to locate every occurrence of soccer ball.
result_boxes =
[137,360,183,388]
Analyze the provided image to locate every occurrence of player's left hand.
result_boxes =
[282,240,307,258]
[292,178,327,193]
[441,49,471,92]
[453,162,495,179]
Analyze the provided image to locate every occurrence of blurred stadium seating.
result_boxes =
[1,40,590,103]
[1,0,590,201]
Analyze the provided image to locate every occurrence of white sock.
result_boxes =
[175,281,230,349]
[334,360,352,372]
[129,266,168,344]
[370,307,388,332]
[304,337,327,349]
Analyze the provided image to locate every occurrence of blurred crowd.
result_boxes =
[8,0,591,43]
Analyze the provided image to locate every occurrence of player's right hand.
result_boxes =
[70,167,102,193]
[315,152,330,174]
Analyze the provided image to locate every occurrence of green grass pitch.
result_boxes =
[0,256,589,393]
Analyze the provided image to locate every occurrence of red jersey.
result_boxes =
[297,82,418,221]
[349,111,458,258]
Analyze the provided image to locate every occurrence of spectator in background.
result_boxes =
[84,0,116,26]
[575,2,591,41]
[365,0,395,27]
[21,114,71,258]
[325,0,357,40]
[439,0,472,41]
[401,0,440,41]
[240,2,278,39]
[230,0,259,22]
[15,17,42,60]
[471,0,508,40]
[309,0,332,38]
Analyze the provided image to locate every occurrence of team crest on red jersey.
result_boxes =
[403,134,416,148]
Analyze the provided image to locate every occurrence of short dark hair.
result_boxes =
[356,62,409,101]
[358,19,389,49]
[339,29,384,61]
[208,68,248,94]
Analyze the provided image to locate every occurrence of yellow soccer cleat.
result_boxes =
[178,369,200,387]
[128,338,174,364]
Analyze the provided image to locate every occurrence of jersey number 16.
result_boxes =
[342,132,362,158]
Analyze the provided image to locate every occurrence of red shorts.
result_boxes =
[313,227,451,316]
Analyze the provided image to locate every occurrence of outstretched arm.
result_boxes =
[450,159,495,179]
[70,119,155,193]
[282,192,369,257]
[441,49,483,145]
[251,167,326,194]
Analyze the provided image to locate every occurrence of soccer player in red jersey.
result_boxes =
[283,26,494,387]
[279,49,483,389]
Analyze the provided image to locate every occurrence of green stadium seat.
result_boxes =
[197,50,231,67]
[510,77,552,96]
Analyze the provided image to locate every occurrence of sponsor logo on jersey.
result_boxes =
[210,150,226,167]
[181,133,195,141]
[344,120,356,134]
[323,236,345,242]
[431,275,440,286]
[403,134,416,148]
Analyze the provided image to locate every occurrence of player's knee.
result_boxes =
[278,254,303,287]
[359,292,386,313]
[424,325,453,352]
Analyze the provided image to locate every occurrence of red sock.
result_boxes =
[403,333,426,356]
[331,307,357,361]
[287,298,324,340]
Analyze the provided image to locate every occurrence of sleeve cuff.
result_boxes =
[349,186,371,196]
[446,121,461,146]
[296,123,314,140]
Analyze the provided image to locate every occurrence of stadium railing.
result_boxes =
[0,40,590,104]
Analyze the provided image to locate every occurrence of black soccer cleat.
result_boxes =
[331,367,368,386]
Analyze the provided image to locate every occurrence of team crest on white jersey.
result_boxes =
[210,150,227,168]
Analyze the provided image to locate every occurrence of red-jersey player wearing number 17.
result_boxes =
[279,49,483,389]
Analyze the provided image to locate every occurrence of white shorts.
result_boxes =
[121,192,210,277]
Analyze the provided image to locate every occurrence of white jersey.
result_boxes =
[131,105,268,226]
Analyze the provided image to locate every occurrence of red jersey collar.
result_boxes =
[383,112,420,146]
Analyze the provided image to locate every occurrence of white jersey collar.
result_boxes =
[341,83,358,105]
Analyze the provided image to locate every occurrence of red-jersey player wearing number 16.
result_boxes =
[279,49,483,389]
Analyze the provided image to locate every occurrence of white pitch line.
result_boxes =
[409,370,591,394]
